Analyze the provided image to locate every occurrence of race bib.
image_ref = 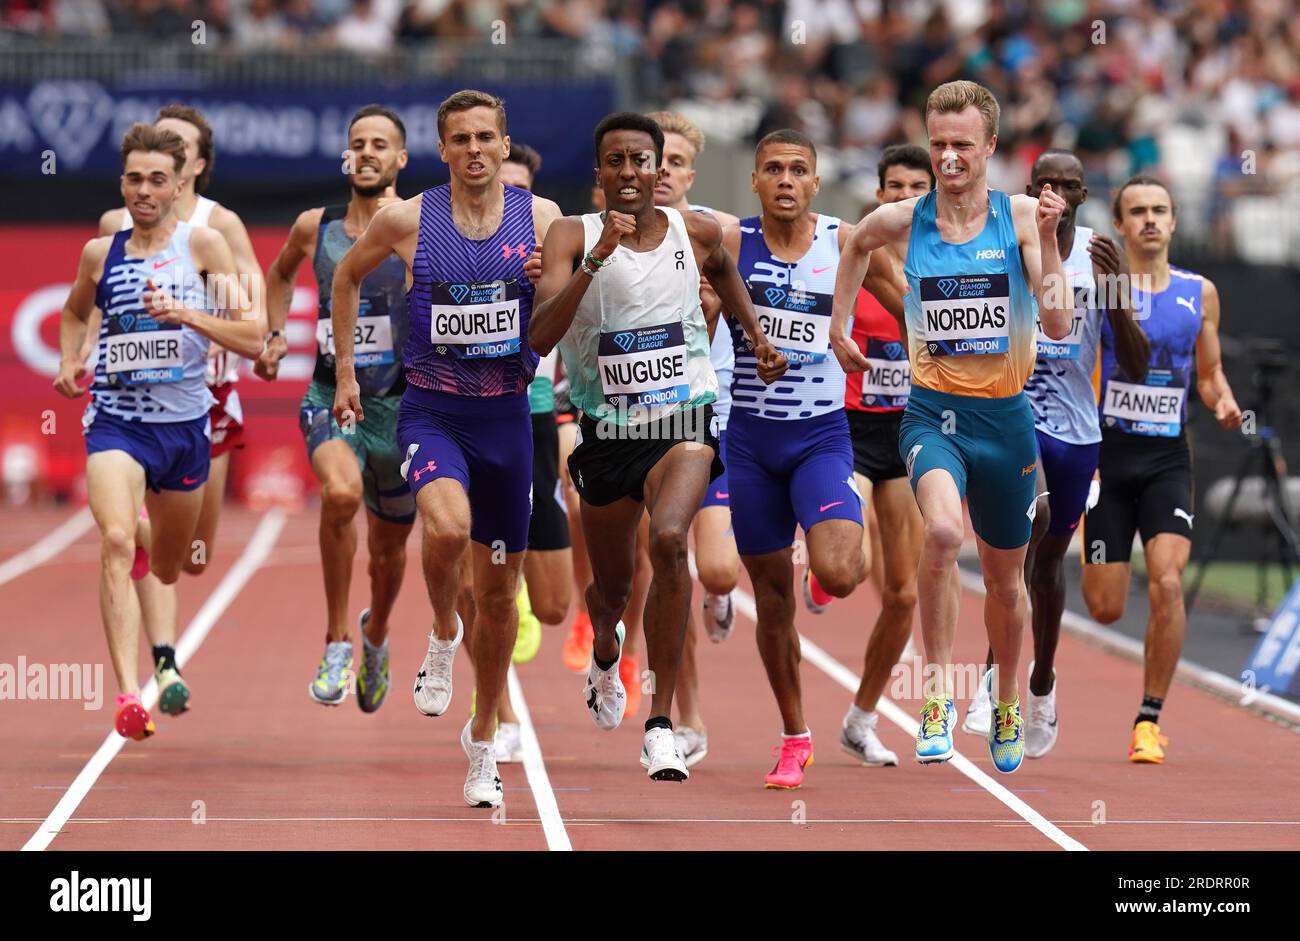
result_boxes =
[919,273,1010,356]
[103,312,183,384]
[316,309,395,367]
[860,337,911,408]
[598,321,689,408]
[429,279,521,359]
[1103,369,1186,437]
[752,284,831,365]
[1036,314,1086,360]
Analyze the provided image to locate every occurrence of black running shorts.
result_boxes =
[1082,430,1193,564]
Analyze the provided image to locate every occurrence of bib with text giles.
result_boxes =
[752,283,831,365]
[920,273,1010,356]
[316,298,395,367]
[1103,367,1186,437]
[428,279,521,359]
[598,321,690,409]
[861,337,911,408]
[104,310,183,384]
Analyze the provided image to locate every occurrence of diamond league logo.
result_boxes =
[448,283,470,304]
[936,277,959,298]
[883,341,903,359]
[118,314,136,333]
[764,287,786,307]
[27,81,114,170]
[613,331,636,352]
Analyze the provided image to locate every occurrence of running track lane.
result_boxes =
[3,506,1297,850]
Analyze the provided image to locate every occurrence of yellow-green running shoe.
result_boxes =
[513,581,542,665]
[987,669,1025,774]
[309,640,354,706]
[155,665,190,716]
[356,609,390,714]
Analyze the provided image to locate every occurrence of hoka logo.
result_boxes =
[613,331,636,353]
[764,287,786,307]
[883,341,904,359]
[501,243,529,260]
[975,249,1005,260]
[448,284,470,304]
[936,277,959,298]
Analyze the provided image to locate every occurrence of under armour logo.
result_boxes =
[1174,508,1194,527]
[501,243,529,260]
[411,459,438,482]
[1176,296,1197,314]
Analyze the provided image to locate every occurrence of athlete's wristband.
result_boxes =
[580,257,599,277]
[583,251,607,270]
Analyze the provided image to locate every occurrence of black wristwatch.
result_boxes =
[264,329,284,346]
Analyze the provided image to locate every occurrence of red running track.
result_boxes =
[2,505,1297,851]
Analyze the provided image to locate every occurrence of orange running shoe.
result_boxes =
[114,693,156,741]
[561,610,594,673]
[1129,720,1167,764]
[620,651,641,718]
[764,734,814,789]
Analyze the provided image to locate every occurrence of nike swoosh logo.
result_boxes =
[819,501,843,512]
[153,258,177,270]
[812,266,831,274]
[182,476,200,485]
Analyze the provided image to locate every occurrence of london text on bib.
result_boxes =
[1103,368,1186,437]
[428,279,521,359]
[920,273,1010,356]
[598,321,689,409]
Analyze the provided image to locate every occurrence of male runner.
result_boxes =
[831,80,1071,774]
[964,151,1149,757]
[257,105,414,712]
[531,112,786,781]
[332,90,562,808]
[1082,174,1241,763]
[54,123,261,739]
[722,129,872,788]
[834,144,933,768]
[645,109,742,768]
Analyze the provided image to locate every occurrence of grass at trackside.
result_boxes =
[1130,552,1298,611]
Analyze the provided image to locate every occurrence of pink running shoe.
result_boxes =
[130,546,150,581]
[114,693,156,741]
[763,734,814,789]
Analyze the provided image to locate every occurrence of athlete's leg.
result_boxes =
[143,486,206,585]
[559,422,592,618]
[415,478,472,640]
[913,468,966,697]
[523,549,573,625]
[467,542,525,743]
[362,511,411,645]
[807,517,866,599]
[87,451,147,695]
[976,534,1028,704]
[675,595,705,731]
[1141,533,1190,701]
[622,515,652,656]
[675,504,737,732]
[855,472,876,584]
[745,548,802,732]
[133,511,177,649]
[312,439,365,643]
[182,449,229,576]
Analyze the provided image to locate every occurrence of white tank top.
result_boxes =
[557,206,717,426]
[120,195,235,387]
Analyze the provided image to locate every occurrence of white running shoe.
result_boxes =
[840,711,898,767]
[640,726,689,781]
[703,591,735,643]
[674,726,709,768]
[461,719,503,808]
[962,668,993,736]
[494,721,524,763]
[583,621,626,731]
[413,614,463,717]
[1025,664,1059,759]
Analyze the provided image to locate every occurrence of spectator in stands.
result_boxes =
[232,0,287,50]
[331,0,392,54]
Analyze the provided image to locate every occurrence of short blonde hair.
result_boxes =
[924,80,1000,141]
[646,110,705,161]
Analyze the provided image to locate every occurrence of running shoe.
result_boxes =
[414,615,463,717]
[114,693,155,741]
[495,721,523,763]
[641,726,689,781]
[619,649,641,718]
[987,668,1024,774]
[461,719,504,808]
[764,734,814,789]
[356,609,390,714]
[583,621,626,730]
[802,567,832,614]
[154,665,191,716]
[513,582,542,665]
[915,697,956,764]
[562,609,594,673]
[309,640,354,706]
[840,711,898,767]
[130,545,150,581]
[703,591,735,643]
[1129,720,1168,764]
[674,726,709,768]
[1024,663,1058,759]
[962,668,993,736]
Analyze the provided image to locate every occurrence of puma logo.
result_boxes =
[1174,508,1194,527]
[1176,296,1197,314]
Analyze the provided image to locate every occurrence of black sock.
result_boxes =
[594,653,618,672]
[645,715,673,733]
[1135,695,1163,727]
[152,644,177,672]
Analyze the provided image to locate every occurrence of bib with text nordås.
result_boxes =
[920,273,1010,356]
[861,337,911,408]
[1103,368,1187,437]
[428,279,521,359]
[751,283,832,365]
[598,321,690,409]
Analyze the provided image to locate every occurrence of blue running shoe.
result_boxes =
[986,669,1024,773]
[915,697,955,764]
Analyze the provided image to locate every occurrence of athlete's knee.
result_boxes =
[882,580,918,618]
[368,542,406,580]
[531,594,569,626]
[150,557,183,585]
[588,577,631,618]
[811,555,862,598]
[320,480,363,521]
[1084,583,1125,624]
[921,516,964,561]
[982,571,1023,611]
[420,511,470,559]
[100,526,135,569]
[648,522,689,573]
[476,581,517,627]
[695,556,739,596]
[1150,569,1185,612]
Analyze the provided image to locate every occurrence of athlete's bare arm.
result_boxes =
[830,199,914,373]
[145,227,262,358]
[256,207,324,381]
[331,195,421,426]
[1194,277,1242,429]
[836,222,906,320]
[81,210,128,361]
[530,214,620,356]
[1087,232,1150,381]
[54,238,111,398]
[209,204,268,328]
[694,209,738,338]
[1012,187,1070,340]
[97,207,127,237]
[525,196,564,287]
[702,215,785,384]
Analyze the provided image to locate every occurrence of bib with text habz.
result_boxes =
[317,299,395,367]
[598,321,690,408]
[429,279,521,359]
[920,273,1010,356]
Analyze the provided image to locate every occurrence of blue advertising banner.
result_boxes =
[1243,577,1300,698]
[0,79,613,183]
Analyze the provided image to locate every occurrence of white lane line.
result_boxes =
[728,583,1089,852]
[0,507,94,587]
[21,508,287,852]
[506,664,572,851]
[1,816,1296,826]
